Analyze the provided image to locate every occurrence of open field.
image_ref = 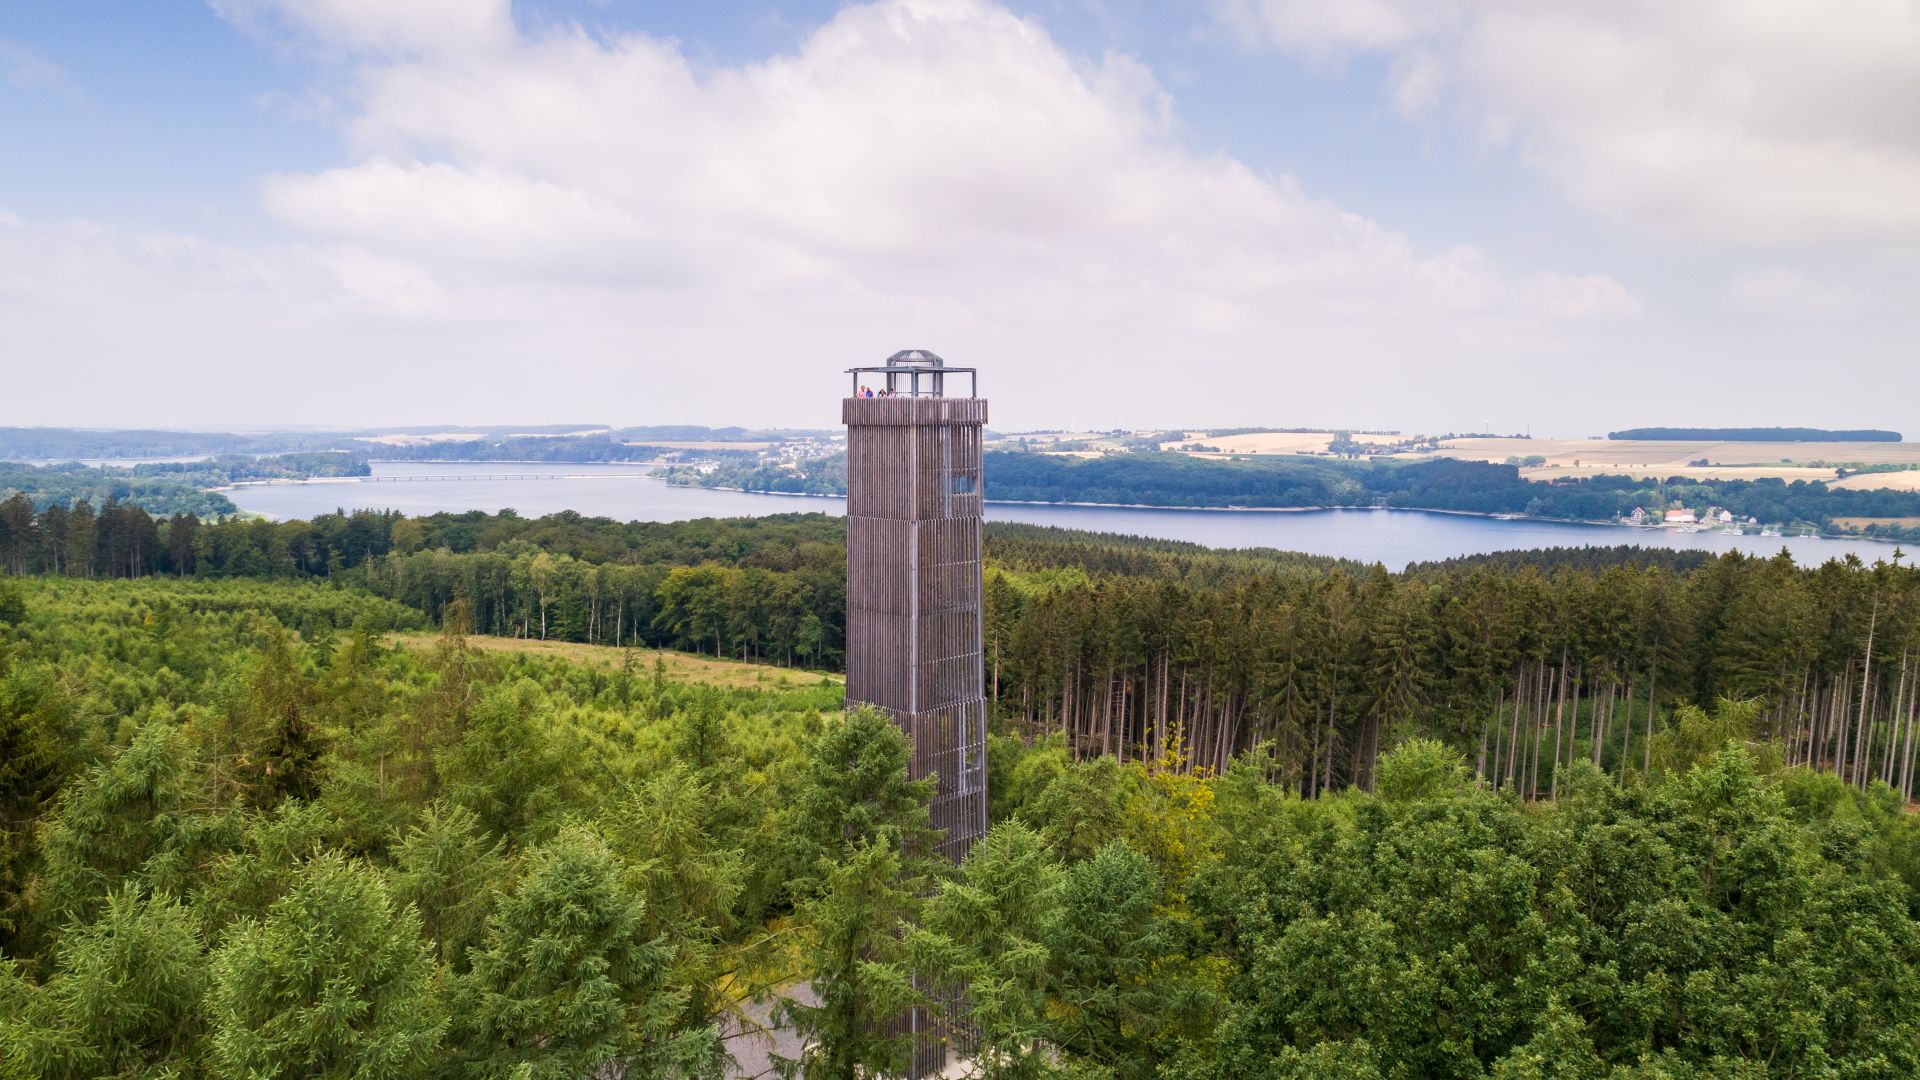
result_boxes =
[1163,431,1334,454]
[629,439,778,451]
[1833,516,1920,530]
[1833,471,1920,492]
[390,632,842,691]
[1160,430,1408,455]
[1515,464,1845,484]
[1147,431,1920,489]
[1429,437,1920,469]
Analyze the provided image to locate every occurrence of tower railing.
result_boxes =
[845,364,979,399]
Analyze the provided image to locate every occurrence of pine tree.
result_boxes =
[451,824,711,1078]
[436,677,569,843]
[787,705,938,875]
[774,837,924,1080]
[1042,841,1203,1078]
[0,886,207,1078]
[912,821,1063,1079]
[388,799,505,973]
[0,633,72,946]
[37,720,223,924]
[603,764,743,1074]
[208,852,443,1079]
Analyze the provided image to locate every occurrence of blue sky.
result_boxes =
[2,1,1915,433]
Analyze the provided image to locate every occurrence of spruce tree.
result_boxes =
[1,886,208,1078]
[912,821,1063,1079]
[208,852,443,1079]
[451,824,712,1078]
[388,799,505,973]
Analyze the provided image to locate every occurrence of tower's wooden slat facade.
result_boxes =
[843,377,988,1079]
[842,394,989,864]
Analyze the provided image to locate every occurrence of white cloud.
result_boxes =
[1215,0,1920,251]
[0,38,78,98]
[8,0,1667,431]
[211,0,513,55]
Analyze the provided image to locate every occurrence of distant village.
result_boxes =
[1623,505,1785,537]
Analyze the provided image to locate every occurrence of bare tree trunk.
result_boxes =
[1155,653,1170,773]
[1618,676,1635,782]
[1856,593,1879,787]
[1837,667,1854,784]
[1507,668,1524,789]
[1530,661,1547,800]
[1324,692,1338,794]
[1643,660,1658,773]
[1550,654,1568,799]
[1884,649,1907,786]
[1903,668,1920,801]
[1479,687,1500,781]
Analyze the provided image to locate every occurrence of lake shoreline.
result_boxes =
[219,464,1906,565]
[676,480,1889,545]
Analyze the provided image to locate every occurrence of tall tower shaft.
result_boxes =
[843,350,989,867]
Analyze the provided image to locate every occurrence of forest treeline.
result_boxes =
[4,500,1919,806]
[1608,426,1903,442]
[2,577,1919,1077]
[688,450,1920,539]
[0,425,820,463]
[0,453,372,518]
[363,435,745,463]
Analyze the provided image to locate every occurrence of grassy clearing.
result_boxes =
[389,632,842,691]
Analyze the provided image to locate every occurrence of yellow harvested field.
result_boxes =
[631,440,777,451]
[1833,471,1920,492]
[391,633,841,691]
[991,431,1114,444]
[1147,431,1920,487]
[1414,438,1920,489]
[1516,465,1843,484]
[1833,517,1920,530]
[1164,432,1334,454]
[1432,437,1920,469]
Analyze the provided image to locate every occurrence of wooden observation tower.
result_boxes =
[843,349,989,864]
[843,349,988,1076]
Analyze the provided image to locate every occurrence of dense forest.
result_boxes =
[686,451,1920,539]
[4,500,1920,805]
[1608,427,1903,442]
[0,428,350,460]
[3,569,1920,1077]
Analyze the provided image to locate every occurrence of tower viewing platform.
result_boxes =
[842,348,985,426]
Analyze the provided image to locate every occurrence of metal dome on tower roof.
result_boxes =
[846,348,977,398]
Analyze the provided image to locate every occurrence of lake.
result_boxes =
[224,461,1905,570]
